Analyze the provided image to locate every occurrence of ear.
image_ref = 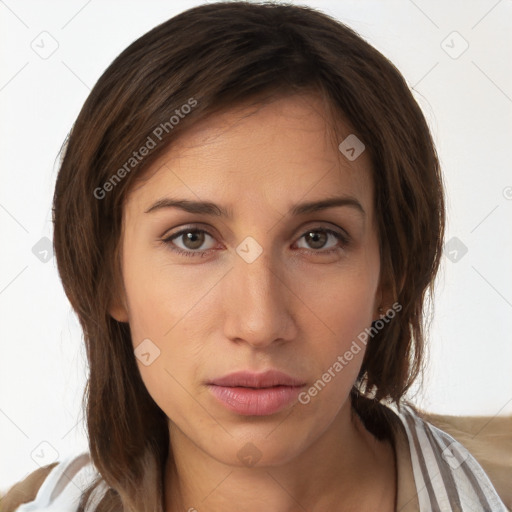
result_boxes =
[109,250,129,323]
[108,276,129,323]
[109,298,129,323]
[373,270,400,322]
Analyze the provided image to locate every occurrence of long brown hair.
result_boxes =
[51,2,445,510]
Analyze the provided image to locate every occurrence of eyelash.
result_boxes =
[160,225,350,258]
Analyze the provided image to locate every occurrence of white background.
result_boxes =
[1,0,511,494]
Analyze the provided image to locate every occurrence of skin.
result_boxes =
[110,93,396,511]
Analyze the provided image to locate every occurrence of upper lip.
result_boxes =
[208,370,306,388]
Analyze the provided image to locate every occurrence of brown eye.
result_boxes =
[180,230,207,250]
[303,230,328,249]
[162,225,349,259]
[162,228,217,257]
[296,228,348,252]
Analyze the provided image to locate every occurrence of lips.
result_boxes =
[207,370,306,388]
[206,370,307,416]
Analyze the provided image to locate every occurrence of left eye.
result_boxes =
[162,227,349,257]
[296,229,347,251]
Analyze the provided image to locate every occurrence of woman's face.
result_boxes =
[111,93,386,467]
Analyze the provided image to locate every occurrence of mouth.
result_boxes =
[206,370,306,416]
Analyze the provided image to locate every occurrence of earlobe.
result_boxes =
[108,299,129,323]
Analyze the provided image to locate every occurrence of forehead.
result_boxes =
[125,93,374,219]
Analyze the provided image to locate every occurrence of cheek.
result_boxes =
[302,262,378,343]
[121,251,215,417]
[330,282,375,347]
[296,252,379,393]
[121,242,193,341]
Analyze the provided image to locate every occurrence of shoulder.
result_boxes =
[0,452,107,512]
[388,402,509,511]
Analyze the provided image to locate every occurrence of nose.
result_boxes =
[222,247,297,348]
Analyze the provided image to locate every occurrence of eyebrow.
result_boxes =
[144,195,365,217]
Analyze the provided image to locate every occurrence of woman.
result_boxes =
[3,2,507,511]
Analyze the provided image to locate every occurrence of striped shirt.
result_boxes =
[14,404,507,511]
[390,403,508,511]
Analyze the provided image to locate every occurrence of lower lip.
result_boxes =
[207,384,305,416]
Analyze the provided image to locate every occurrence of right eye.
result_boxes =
[161,227,218,258]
